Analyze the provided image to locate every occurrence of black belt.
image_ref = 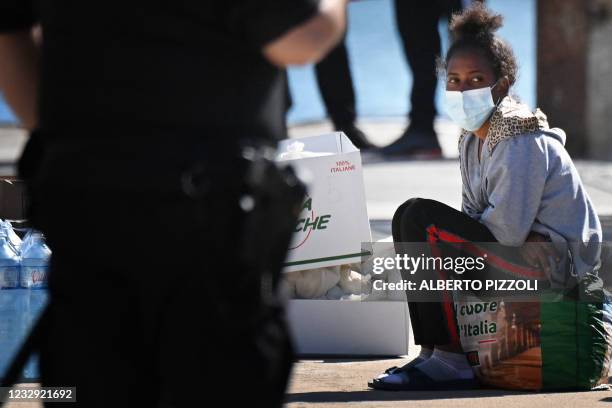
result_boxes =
[20,130,275,193]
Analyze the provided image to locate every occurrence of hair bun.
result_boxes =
[450,3,503,41]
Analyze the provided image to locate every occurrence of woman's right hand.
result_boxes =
[519,231,560,276]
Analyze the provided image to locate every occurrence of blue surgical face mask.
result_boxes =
[445,81,500,131]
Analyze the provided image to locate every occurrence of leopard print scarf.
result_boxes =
[458,96,550,156]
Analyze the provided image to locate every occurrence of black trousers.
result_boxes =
[392,198,547,346]
[283,38,356,129]
[311,1,464,130]
[28,171,293,407]
[311,1,472,131]
[394,0,463,130]
[315,37,357,128]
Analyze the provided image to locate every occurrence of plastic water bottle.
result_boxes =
[0,220,21,255]
[0,222,27,378]
[0,230,20,289]
[19,228,33,255]
[23,288,48,379]
[0,289,28,377]
[20,232,51,289]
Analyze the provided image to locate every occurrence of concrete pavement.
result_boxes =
[286,358,612,408]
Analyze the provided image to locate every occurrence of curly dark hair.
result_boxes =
[442,3,518,85]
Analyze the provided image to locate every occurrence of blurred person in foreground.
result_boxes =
[370,3,601,390]
[0,0,348,406]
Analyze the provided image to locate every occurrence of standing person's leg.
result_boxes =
[155,175,295,408]
[382,2,443,157]
[315,38,356,131]
[315,37,374,149]
[36,188,164,408]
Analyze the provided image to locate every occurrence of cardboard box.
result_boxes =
[287,299,410,356]
[277,133,372,272]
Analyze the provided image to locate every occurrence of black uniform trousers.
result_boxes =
[314,37,357,129]
[299,0,467,134]
[27,156,293,408]
[313,2,463,131]
[394,0,463,131]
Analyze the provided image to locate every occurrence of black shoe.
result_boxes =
[368,366,479,391]
[381,127,442,158]
[334,123,376,150]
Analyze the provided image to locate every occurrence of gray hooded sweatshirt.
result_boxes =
[459,96,602,283]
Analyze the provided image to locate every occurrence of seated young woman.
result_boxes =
[369,3,602,391]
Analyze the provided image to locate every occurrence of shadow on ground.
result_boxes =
[285,389,528,403]
[286,387,612,404]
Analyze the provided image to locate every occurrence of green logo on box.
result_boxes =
[290,197,332,249]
